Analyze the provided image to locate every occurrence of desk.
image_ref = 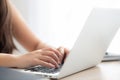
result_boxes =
[0,61,120,80]
[59,61,120,80]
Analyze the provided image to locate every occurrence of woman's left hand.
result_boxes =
[57,47,69,64]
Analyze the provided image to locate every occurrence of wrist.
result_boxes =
[7,54,19,68]
[0,54,18,68]
[12,55,24,68]
[35,42,51,50]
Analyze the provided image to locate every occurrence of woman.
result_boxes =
[0,0,69,69]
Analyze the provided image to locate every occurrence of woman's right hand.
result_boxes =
[15,48,63,69]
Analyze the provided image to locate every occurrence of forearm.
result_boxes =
[35,42,52,50]
[0,53,18,68]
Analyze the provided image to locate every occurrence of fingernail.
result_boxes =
[59,48,64,54]
[58,61,61,64]
[50,64,55,68]
[56,64,60,68]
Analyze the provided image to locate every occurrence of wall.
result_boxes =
[10,0,29,53]
[10,0,120,54]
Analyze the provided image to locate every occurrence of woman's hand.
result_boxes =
[57,47,69,64]
[15,48,63,69]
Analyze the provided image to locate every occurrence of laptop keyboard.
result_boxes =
[25,65,62,74]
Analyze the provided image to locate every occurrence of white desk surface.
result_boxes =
[59,61,120,80]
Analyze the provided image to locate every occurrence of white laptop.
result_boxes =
[1,8,120,79]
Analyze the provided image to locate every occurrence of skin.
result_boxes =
[0,0,69,69]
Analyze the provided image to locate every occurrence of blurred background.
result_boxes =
[11,0,120,55]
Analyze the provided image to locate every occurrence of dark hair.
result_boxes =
[0,0,16,54]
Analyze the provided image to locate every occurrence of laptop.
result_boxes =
[2,8,120,79]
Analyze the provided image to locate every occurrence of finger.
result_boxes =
[34,59,55,68]
[57,47,65,62]
[64,48,69,58]
[58,47,65,54]
[58,47,70,64]
[60,48,69,64]
[44,48,63,62]
[64,48,70,55]
[38,55,59,68]
[42,51,60,64]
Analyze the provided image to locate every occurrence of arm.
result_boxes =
[9,0,67,62]
[0,0,68,69]
[0,50,59,68]
[9,1,46,51]
[0,53,17,68]
[0,1,60,68]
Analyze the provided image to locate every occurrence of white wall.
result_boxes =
[11,0,29,21]
[11,0,30,52]
[11,0,120,54]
